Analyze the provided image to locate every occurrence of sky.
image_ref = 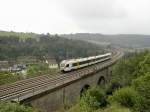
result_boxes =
[0,0,150,34]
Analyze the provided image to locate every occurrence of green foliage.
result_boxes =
[63,104,131,112]
[132,73,150,112]
[79,87,107,112]
[0,64,54,85]
[65,105,81,112]
[0,102,38,112]
[137,53,150,75]
[0,31,103,62]
[95,105,131,112]
[105,82,122,95]
[26,64,50,78]
[110,50,150,112]
[108,87,139,108]
[0,71,22,85]
[112,51,150,86]
[112,59,133,86]
[0,31,103,85]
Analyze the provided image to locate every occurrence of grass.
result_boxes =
[0,71,22,85]
[55,105,80,112]
[0,31,38,38]
[56,104,131,112]
[95,105,131,112]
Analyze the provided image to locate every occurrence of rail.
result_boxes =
[0,49,124,101]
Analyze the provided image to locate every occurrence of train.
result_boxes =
[60,53,112,72]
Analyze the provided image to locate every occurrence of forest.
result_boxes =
[0,31,104,62]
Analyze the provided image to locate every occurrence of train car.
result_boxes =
[60,53,112,72]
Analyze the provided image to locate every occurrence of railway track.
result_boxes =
[0,50,123,101]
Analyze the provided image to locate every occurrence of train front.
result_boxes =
[60,60,66,72]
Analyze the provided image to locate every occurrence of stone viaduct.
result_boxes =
[23,67,112,112]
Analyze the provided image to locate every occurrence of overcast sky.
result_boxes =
[0,0,150,34]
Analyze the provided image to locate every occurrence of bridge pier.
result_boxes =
[23,67,112,112]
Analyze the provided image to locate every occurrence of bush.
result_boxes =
[0,102,38,112]
[95,105,131,112]
[137,53,150,75]
[112,59,132,86]
[132,73,150,112]
[79,87,107,112]
[105,82,122,95]
[65,104,131,112]
[0,71,22,85]
[26,64,49,78]
[112,51,150,86]
[108,87,139,108]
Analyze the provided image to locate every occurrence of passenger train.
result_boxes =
[60,53,112,72]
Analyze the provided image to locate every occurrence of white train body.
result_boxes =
[60,53,112,72]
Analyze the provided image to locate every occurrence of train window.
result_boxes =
[79,60,90,65]
[66,64,69,67]
[73,63,77,66]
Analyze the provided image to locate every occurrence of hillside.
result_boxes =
[0,31,104,63]
[61,33,150,49]
[0,31,105,85]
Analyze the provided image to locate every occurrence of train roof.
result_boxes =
[60,53,111,64]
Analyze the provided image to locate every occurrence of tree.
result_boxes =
[108,87,139,108]
[112,51,150,86]
[137,53,150,75]
[79,87,107,112]
[132,73,150,112]
[112,59,135,86]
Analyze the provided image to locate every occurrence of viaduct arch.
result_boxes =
[97,76,105,86]
[80,84,90,96]
[24,67,112,112]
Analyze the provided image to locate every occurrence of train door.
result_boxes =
[77,61,80,69]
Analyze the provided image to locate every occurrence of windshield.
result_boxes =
[66,64,69,67]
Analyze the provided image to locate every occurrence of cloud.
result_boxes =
[57,0,127,20]
[56,0,150,34]
[0,0,150,34]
